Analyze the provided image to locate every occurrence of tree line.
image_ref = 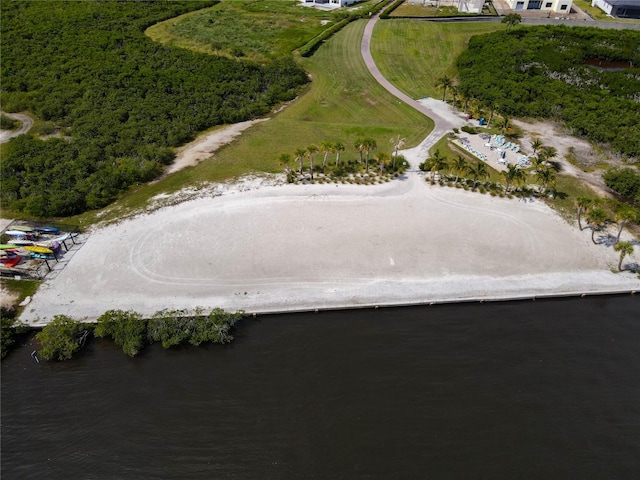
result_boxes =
[0,1,309,217]
[456,26,640,159]
[31,308,245,361]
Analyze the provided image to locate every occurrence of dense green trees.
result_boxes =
[147,308,243,349]
[456,26,640,158]
[1,1,308,217]
[36,308,245,360]
[0,114,19,130]
[35,315,89,361]
[95,310,146,357]
[603,168,640,203]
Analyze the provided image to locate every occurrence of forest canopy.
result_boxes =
[456,26,640,159]
[0,1,309,217]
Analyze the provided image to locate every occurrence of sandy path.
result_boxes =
[0,112,33,144]
[162,119,268,176]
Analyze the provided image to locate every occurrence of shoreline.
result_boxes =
[18,290,640,329]
[17,174,639,326]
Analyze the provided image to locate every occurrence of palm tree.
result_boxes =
[306,144,318,181]
[334,141,345,166]
[450,85,459,107]
[502,163,522,193]
[541,145,558,163]
[354,139,365,165]
[530,138,543,157]
[363,138,377,173]
[469,102,484,121]
[320,141,332,172]
[452,156,468,183]
[535,167,556,194]
[498,116,513,136]
[614,241,634,271]
[460,91,471,114]
[615,208,637,242]
[390,135,406,168]
[421,150,448,183]
[436,75,453,103]
[486,101,498,127]
[376,151,391,174]
[295,148,306,175]
[586,207,607,244]
[468,161,488,188]
[575,196,593,231]
[279,153,292,179]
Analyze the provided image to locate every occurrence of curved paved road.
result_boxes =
[0,112,33,144]
[360,13,462,161]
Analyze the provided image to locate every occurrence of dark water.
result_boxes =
[2,296,640,479]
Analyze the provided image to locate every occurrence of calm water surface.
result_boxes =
[2,296,640,479]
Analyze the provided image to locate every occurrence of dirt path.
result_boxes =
[161,118,268,177]
[0,112,34,144]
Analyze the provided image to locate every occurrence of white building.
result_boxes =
[408,0,485,13]
[457,0,486,13]
[300,0,359,7]
[591,0,640,18]
[505,0,573,13]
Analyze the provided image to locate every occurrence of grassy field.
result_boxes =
[72,19,434,226]
[370,20,502,99]
[146,0,335,62]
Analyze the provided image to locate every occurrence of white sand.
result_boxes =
[19,149,639,325]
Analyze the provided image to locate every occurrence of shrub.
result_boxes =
[461,125,478,134]
[603,167,640,200]
[36,315,89,361]
[95,309,146,357]
[1,315,30,359]
[146,308,244,349]
[0,114,19,130]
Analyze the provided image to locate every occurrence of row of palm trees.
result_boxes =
[419,148,557,196]
[281,136,408,183]
[575,195,637,271]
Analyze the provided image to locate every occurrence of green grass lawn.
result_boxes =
[72,19,434,227]
[370,20,502,99]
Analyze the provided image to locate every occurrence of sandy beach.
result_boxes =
[18,135,639,325]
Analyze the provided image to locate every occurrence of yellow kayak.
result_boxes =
[25,246,53,254]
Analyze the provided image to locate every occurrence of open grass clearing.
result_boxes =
[146,0,337,62]
[370,20,502,99]
[72,19,433,227]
